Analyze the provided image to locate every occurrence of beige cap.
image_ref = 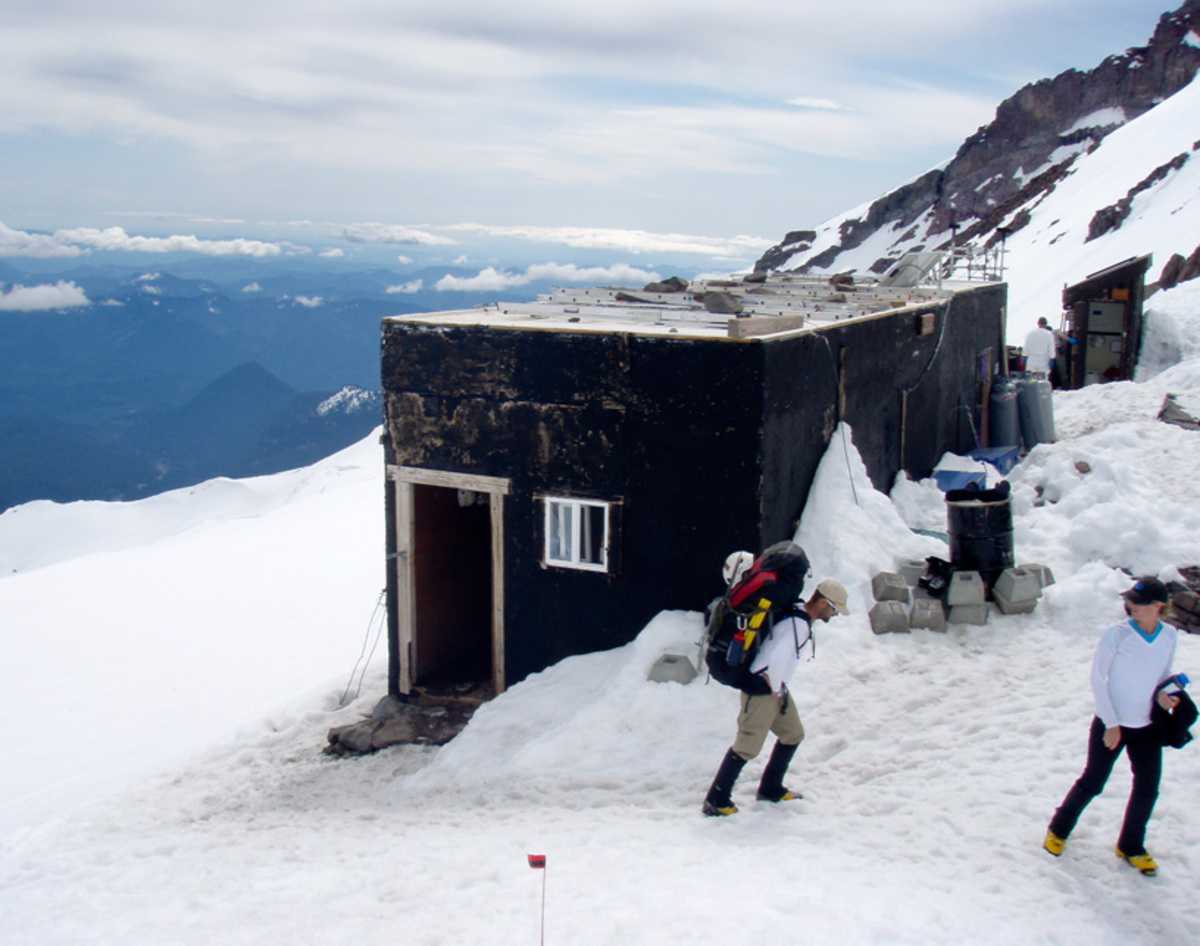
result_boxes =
[816,579,850,615]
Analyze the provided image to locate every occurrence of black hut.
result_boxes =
[379,277,1007,699]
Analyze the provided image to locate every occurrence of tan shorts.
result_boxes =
[732,690,804,760]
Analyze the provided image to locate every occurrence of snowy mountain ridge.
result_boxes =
[756,1,1200,338]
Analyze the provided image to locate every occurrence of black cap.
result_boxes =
[1122,577,1170,606]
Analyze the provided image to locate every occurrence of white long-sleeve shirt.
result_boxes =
[749,611,813,695]
[1024,326,1056,374]
[1091,619,1178,728]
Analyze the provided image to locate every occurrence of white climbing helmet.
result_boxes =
[722,550,755,587]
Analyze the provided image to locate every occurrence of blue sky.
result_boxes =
[0,0,1175,266]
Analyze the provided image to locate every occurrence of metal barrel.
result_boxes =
[946,496,1014,587]
[989,378,1020,447]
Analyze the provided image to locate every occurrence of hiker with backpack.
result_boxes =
[701,541,849,817]
[1043,577,1182,875]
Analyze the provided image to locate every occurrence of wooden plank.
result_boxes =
[490,492,506,695]
[387,465,511,495]
[726,314,808,338]
[394,480,415,695]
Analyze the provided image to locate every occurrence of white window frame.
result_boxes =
[544,496,610,573]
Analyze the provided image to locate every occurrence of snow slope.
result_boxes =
[3,293,1200,943]
[0,433,384,833]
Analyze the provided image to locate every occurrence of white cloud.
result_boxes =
[134,272,160,282]
[241,282,262,293]
[787,97,845,111]
[435,261,661,292]
[294,295,323,307]
[396,255,413,265]
[0,281,90,311]
[53,226,289,257]
[141,284,162,295]
[452,254,469,265]
[0,222,83,258]
[319,248,345,257]
[100,298,125,307]
[342,223,457,246]
[442,223,773,258]
[386,279,423,294]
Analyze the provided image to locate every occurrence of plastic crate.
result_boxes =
[934,470,987,493]
[969,446,1020,475]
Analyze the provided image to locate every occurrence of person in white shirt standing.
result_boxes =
[702,579,849,817]
[1044,577,1180,875]
[1024,316,1057,379]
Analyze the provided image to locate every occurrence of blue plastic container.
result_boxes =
[934,470,987,493]
[970,446,1020,475]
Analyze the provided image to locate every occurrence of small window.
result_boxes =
[544,497,609,572]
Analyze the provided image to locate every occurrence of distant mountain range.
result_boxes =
[0,360,381,508]
[0,260,551,509]
[754,0,1200,335]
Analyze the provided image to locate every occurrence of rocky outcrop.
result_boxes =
[1158,243,1200,288]
[1087,152,1191,241]
[757,1,1200,273]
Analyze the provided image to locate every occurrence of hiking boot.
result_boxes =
[756,787,803,802]
[1115,847,1158,876]
[1043,830,1066,857]
[703,748,748,817]
[756,741,800,803]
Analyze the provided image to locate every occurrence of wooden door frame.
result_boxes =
[386,465,511,696]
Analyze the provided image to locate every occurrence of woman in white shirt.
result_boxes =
[1044,577,1180,875]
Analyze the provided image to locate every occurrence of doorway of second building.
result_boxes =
[411,483,493,696]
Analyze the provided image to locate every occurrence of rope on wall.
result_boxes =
[339,588,387,707]
[815,332,861,508]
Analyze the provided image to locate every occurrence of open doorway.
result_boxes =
[390,466,509,701]
[412,484,492,692]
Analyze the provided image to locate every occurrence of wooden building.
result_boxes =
[379,275,1007,700]
[1060,255,1153,387]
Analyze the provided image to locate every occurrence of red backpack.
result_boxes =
[704,541,811,691]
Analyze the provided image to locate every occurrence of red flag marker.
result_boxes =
[528,853,548,944]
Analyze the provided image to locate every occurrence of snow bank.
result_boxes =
[796,423,945,610]
[1138,280,1200,382]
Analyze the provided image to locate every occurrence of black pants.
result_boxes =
[1049,716,1163,855]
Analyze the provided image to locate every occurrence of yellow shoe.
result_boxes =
[702,801,738,817]
[1115,847,1158,876]
[1043,830,1066,857]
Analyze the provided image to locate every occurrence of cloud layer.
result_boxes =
[0,221,297,258]
[1,1,1149,235]
[0,281,90,311]
[435,262,660,292]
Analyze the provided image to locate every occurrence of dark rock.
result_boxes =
[1086,152,1190,241]
[1158,393,1200,430]
[614,291,654,304]
[1159,253,1186,289]
[699,291,743,314]
[783,229,817,246]
[1075,460,1092,474]
[370,694,409,720]
[742,272,767,284]
[643,276,689,293]
[1181,243,1200,282]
